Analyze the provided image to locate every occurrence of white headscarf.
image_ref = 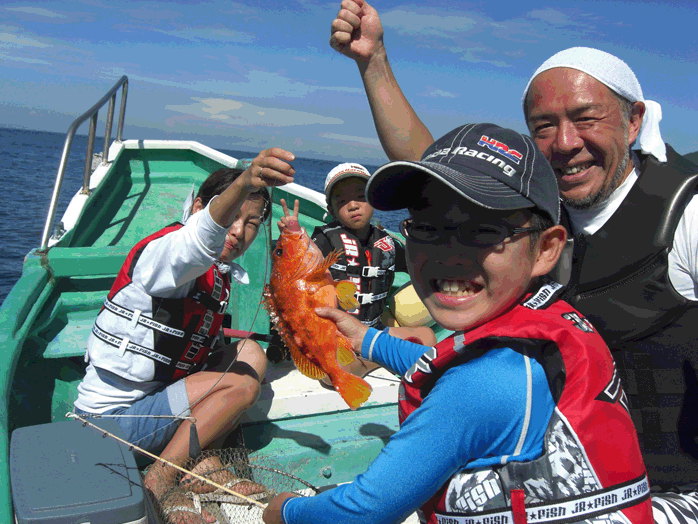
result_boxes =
[522,47,666,162]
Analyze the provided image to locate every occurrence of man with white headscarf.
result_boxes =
[330,1,698,520]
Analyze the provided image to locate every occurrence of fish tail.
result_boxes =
[332,372,372,410]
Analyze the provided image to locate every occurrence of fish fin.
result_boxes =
[308,250,343,280]
[335,281,359,310]
[331,372,373,410]
[288,342,327,380]
[336,341,355,367]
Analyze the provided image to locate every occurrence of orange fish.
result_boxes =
[263,217,372,410]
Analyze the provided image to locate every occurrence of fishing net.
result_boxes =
[66,414,317,524]
[145,447,318,524]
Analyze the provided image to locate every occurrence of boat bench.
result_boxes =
[41,246,130,359]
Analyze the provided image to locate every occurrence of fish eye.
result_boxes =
[274,247,283,256]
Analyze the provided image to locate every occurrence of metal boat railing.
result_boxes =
[39,76,129,252]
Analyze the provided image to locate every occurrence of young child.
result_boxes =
[73,147,295,523]
[314,163,403,330]
[264,125,652,524]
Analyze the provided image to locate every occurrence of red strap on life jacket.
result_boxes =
[511,489,528,524]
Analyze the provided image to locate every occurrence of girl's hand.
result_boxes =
[242,148,296,192]
[277,199,300,233]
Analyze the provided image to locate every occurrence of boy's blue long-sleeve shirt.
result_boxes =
[281,328,556,524]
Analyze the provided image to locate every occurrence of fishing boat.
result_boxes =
[0,76,445,523]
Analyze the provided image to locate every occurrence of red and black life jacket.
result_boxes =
[313,222,398,327]
[87,223,229,382]
[398,280,652,524]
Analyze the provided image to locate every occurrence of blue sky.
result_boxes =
[1,0,696,163]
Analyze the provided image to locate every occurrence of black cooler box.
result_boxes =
[10,419,147,524]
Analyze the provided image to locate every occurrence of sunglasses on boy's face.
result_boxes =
[400,218,543,247]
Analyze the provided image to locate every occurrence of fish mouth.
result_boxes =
[285,229,326,280]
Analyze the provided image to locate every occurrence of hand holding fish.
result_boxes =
[241,147,296,192]
[277,198,300,233]
[330,0,384,63]
[314,306,368,355]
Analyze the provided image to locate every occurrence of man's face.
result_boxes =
[406,179,541,332]
[526,68,641,209]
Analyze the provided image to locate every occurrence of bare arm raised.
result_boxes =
[330,0,433,161]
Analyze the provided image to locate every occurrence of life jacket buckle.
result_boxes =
[357,293,374,305]
[362,266,383,278]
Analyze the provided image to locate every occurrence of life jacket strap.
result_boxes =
[362,265,394,278]
[92,323,178,368]
[356,291,389,305]
[104,298,186,338]
[191,290,228,314]
[435,474,649,524]
[360,316,383,328]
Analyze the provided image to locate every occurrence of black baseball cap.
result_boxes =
[365,123,560,224]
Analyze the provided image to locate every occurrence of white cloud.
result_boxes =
[165,97,344,127]
[377,5,601,65]
[6,6,67,19]
[421,86,457,98]
[0,32,50,48]
[200,99,243,113]
[318,132,381,147]
[527,9,573,25]
[0,51,50,64]
[99,67,361,101]
[453,46,512,67]
[145,26,255,43]
[382,9,478,37]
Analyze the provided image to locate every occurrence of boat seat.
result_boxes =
[40,246,131,359]
[43,317,94,359]
[47,246,131,278]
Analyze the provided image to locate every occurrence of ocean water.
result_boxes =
[0,127,407,305]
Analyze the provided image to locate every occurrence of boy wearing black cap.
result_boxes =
[264,124,652,524]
